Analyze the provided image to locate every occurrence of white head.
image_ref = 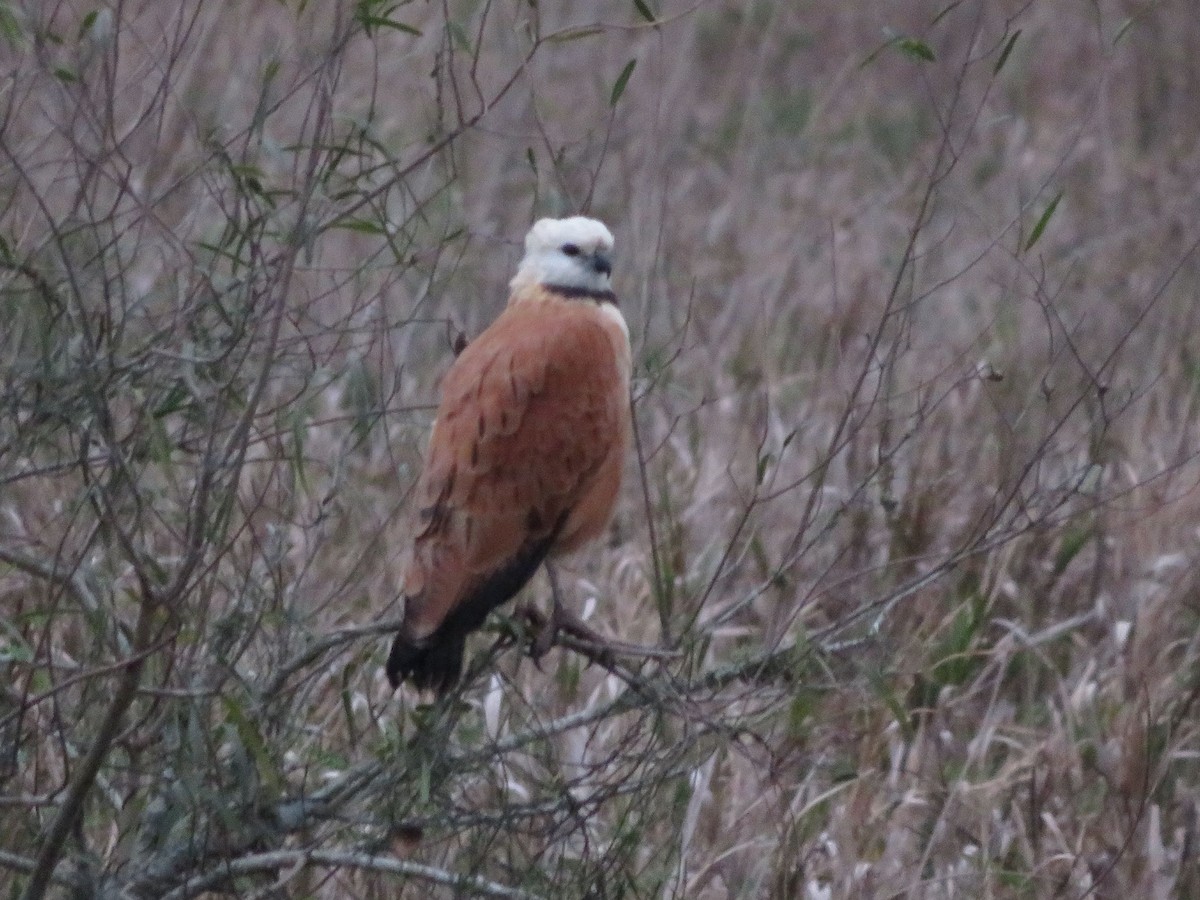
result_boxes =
[509,216,615,294]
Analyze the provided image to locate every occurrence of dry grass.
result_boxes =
[3,0,1200,897]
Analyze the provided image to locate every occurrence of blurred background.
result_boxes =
[3,1,1200,897]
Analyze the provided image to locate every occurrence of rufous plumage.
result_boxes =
[386,217,631,692]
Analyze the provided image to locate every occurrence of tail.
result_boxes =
[386,631,466,694]
[387,522,563,693]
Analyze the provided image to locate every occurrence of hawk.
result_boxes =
[386,217,631,692]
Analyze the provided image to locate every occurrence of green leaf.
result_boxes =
[1053,522,1092,575]
[1024,190,1063,252]
[610,58,636,107]
[860,31,936,68]
[548,25,604,43]
[290,406,310,491]
[0,4,25,49]
[333,217,388,235]
[371,17,420,36]
[897,37,935,62]
[53,66,77,83]
[755,451,774,485]
[230,163,265,181]
[355,0,421,37]
[633,0,656,23]
[153,382,190,419]
[447,20,471,51]
[77,10,98,41]
[994,29,1021,74]
[930,597,985,688]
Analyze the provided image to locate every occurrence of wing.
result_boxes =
[395,301,627,660]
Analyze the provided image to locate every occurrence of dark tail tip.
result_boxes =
[386,632,466,694]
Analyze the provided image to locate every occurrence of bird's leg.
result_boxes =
[529,562,616,663]
[529,562,565,662]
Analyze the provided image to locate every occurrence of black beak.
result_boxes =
[592,252,612,276]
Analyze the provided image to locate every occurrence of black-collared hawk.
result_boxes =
[386,217,631,693]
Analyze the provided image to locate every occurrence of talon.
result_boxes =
[516,603,553,665]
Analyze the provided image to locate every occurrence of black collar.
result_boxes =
[545,284,618,305]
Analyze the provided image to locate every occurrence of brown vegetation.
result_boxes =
[3,0,1200,897]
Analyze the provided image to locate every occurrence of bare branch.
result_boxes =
[158,849,545,900]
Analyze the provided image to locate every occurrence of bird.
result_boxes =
[386,216,631,693]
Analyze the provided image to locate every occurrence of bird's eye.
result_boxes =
[561,243,581,257]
